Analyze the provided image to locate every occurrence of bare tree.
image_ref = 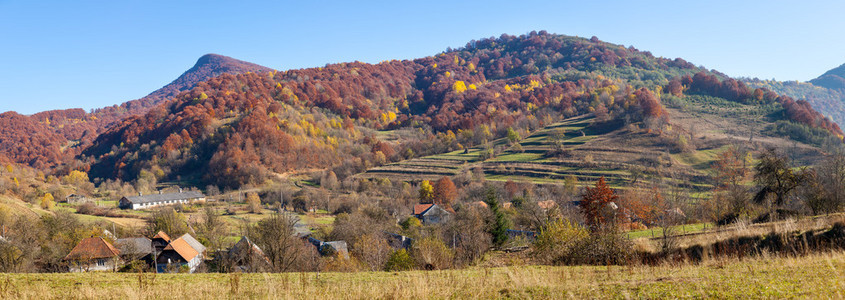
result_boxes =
[352,233,391,271]
[246,212,304,272]
[195,207,228,252]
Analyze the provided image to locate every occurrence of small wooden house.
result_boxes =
[64,237,121,272]
[413,204,453,224]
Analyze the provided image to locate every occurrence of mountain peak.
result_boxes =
[139,54,274,106]
[191,53,262,70]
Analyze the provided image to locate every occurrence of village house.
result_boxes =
[116,237,154,267]
[306,237,350,259]
[413,203,453,224]
[151,231,171,253]
[225,236,271,272]
[156,233,206,273]
[64,237,122,272]
[119,190,206,210]
[384,231,413,250]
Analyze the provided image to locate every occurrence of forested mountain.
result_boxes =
[78,32,842,189]
[0,54,273,168]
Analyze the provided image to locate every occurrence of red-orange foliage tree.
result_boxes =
[580,176,619,229]
[433,176,457,209]
[618,187,664,226]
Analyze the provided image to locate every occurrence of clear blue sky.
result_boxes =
[1,0,844,114]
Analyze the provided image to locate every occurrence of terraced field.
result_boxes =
[359,114,716,193]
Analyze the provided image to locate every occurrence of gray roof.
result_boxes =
[123,191,205,204]
[116,237,153,255]
[230,236,269,258]
[179,233,207,254]
[323,241,349,259]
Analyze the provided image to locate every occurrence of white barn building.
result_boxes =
[119,190,206,210]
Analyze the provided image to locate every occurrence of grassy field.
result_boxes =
[3,251,845,299]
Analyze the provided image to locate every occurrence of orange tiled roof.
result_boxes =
[164,237,199,261]
[63,237,120,261]
[414,204,434,215]
[152,231,171,242]
[538,200,557,210]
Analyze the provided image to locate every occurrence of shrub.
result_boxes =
[399,216,421,230]
[534,219,589,264]
[385,249,414,271]
[413,237,454,270]
[76,202,102,215]
[569,233,634,265]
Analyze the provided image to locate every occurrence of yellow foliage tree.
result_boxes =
[419,180,434,204]
[246,192,262,214]
[41,193,55,210]
[452,81,468,94]
[63,170,90,187]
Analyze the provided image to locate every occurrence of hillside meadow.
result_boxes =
[2,251,844,299]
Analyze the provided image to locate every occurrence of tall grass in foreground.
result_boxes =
[3,251,845,299]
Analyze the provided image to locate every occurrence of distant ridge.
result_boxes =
[810,63,845,90]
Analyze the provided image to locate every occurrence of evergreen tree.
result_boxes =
[484,189,510,248]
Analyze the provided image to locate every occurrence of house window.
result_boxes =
[97,259,107,266]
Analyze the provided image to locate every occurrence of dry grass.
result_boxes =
[669,213,845,249]
[3,251,845,299]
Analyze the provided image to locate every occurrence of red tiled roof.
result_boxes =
[414,204,434,215]
[63,237,120,261]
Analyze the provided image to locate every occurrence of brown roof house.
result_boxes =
[156,233,206,273]
[413,204,453,225]
[64,237,122,272]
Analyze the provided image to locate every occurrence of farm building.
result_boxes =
[156,233,206,273]
[65,194,93,204]
[119,190,206,210]
[64,237,122,272]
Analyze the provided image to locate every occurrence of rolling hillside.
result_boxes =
[75,32,841,192]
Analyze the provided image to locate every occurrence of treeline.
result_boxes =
[743,78,845,127]
[668,72,843,138]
